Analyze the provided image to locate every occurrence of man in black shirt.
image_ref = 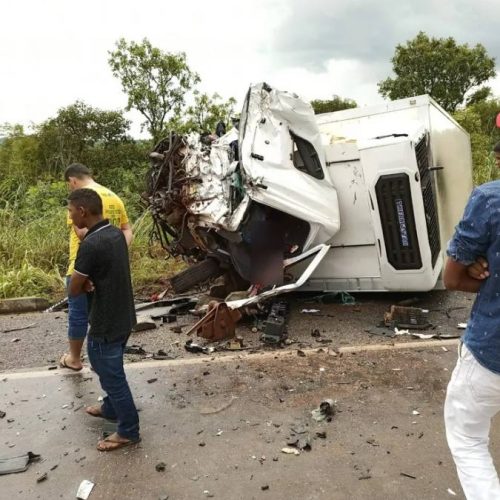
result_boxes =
[68,188,140,451]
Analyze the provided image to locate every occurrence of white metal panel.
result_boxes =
[324,145,376,246]
[239,83,341,249]
[310,245,380,279]
[428,104,473,247]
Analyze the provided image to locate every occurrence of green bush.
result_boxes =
[0,189,182,299]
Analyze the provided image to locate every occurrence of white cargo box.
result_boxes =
[294,95,473,292]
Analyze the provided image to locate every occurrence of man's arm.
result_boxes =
[69,271,89,296]
[444,258,483,293]
[121,222,133,247]
[445,187,490,292]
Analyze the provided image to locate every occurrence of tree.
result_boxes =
[0,124,39,183]
[36,101,132,178]
[453,96,500,185]
[378,32,496,112]
[108,38,200,143]
[310,95,357,114]
[466,86,493,107]
[183,92,237,134]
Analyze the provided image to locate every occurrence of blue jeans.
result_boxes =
[66,276,88,340]
[87,336,140,441]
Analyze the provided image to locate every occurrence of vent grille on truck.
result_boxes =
[415,136,440,267]
[376,173,422,270]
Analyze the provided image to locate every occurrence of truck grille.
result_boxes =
[376,173,422,270]
[415,136,440,267]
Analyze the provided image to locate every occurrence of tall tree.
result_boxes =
[183,92,237,134]
[0,124,39,183]
[108,38,200,143]
[36,101,131,177]
[310,95,357,114]
[378,32,496,112]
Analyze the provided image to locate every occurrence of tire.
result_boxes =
[169,258,223,294]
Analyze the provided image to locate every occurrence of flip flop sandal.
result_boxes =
[85,406,117,422]
[96,436,141,452]
[59,354,83,372]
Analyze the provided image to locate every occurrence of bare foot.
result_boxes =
[97,432,140,451]
[59,353,83,371]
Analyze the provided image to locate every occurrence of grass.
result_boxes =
[0,206,184,300]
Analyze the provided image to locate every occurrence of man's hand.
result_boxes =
[444,258,483,293]
[83,279,95,292]
[467,256,489,280]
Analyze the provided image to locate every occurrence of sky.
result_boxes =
[1,0,500,137]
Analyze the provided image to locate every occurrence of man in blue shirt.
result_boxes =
[443,141,500,499]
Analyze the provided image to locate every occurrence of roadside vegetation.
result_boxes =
[0,33,499,299]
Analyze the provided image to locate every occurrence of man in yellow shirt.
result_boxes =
[60,163,133,371]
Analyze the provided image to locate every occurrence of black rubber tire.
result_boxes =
[169,258,223,293]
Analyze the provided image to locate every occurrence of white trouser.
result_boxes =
[445,343,500,499]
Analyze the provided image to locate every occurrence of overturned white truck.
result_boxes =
[146,83,472,301]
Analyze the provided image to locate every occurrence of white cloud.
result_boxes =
[0,0,498,138]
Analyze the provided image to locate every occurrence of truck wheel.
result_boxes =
[169,258,224,293]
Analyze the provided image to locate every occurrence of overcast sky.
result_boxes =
[1,0,499,137]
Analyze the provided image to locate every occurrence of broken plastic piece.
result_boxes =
[394,328,410,336]
[261,301,289,344]
[412,333,436,340]
[311,399,336,422]
[76,479,95,500]
[184,340,214,355]
[281,447,300,455]
[0,451,40,475]
[37,472,48,483]
[132,316,157,332]
[124,345,146,355]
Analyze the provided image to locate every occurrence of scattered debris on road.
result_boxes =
[36,471,48,483]
[133,316,157,332]
[400,472,417,479]
[384,305,431,329]
[155,462,167,472]
[0,451,40,475]
[1,322,37,333]
[184,340,215,355]
[76,479,95,500]
[259,301,289,345]
[311,399,335,422]
[187,302,241,341]
[281,447,300,456]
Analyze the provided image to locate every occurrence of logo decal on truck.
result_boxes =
[395,198,409,247]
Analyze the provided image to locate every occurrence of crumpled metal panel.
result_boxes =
[184,130,242,225]
[238,83,341,248]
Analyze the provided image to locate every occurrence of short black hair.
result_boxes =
[494,142,500,154]
[64,163,91,181]
[68,188,103,216]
